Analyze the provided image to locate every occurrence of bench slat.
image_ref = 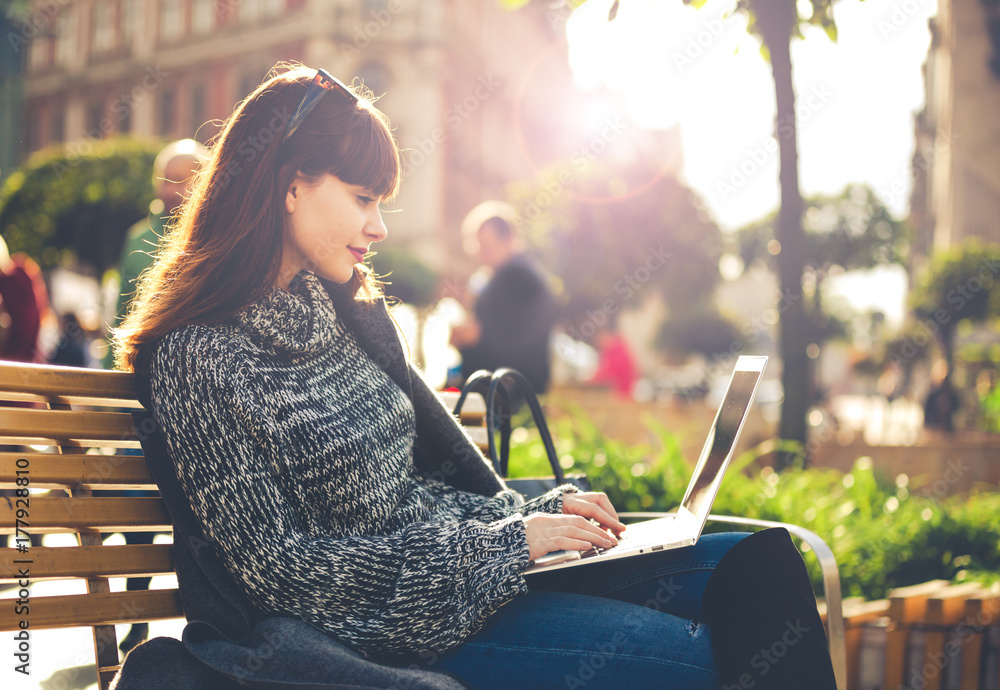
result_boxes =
[0,408,138,442]
[436,390,486,423]
[0,544,174,581]
[0,390,143,408]
[0,497,171,533]
[0,362,137,401]
[0,589,182,630]
[466,425,488,451]
[0,453,154,488]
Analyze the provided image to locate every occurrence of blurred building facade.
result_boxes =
[17,0,605,267]
[1,10,25,184]
[910,0,1000,263]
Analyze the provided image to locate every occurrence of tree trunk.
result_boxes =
[753,0,809,469]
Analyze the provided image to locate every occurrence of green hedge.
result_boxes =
[0,136,161,272]
[506,409,1000,601]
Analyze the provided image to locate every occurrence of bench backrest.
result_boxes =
[0,362,487,689]
[0,362,176,688]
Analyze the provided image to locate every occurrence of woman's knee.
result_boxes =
[697,530,753,562]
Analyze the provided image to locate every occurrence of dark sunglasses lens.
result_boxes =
[283,70,357,144]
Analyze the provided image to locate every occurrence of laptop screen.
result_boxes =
[680,356,767,525]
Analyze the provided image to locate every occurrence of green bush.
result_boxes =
[506,409,1000,601]
[0,136,161,272]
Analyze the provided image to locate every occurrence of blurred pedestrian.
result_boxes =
[0,240,51,550]
[49,312,90,367]
[589,316,637,398]
[107,139,209,360]
[449,201,557,395]
[924,360,961,433]
[0,236,50,363]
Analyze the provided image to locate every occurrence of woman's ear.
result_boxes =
[285,181,298,214]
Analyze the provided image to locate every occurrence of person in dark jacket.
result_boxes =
[450,201,557,395]
[110,63,836,690]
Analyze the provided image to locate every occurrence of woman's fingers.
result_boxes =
[524,514,619,561]
[563,493,627,535]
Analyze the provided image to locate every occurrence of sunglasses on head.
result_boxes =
[281,69,359,147]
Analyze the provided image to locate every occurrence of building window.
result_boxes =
[358,62,390,97]
[27,109,42,151]
[192,0,214,33]
[122,0,136,44]
[118,93,133,133]
[159,89,176,136]
[160,0,183,41]
[240,0,262,22]
[239,72,262,99]
[56,7,78,66]
[86,102,104,137]
[240,0,284,21]
[51,108,65,144]
[191,83,206,134]
[28,34,49,70]
[93,1,115,53]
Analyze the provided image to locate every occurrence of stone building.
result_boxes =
[910,0,1000,263]
[17,0,597,267]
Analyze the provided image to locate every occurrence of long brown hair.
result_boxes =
[115,63,401,373]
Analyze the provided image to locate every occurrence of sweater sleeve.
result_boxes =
[150,329,531,656]
[411,469,577,522]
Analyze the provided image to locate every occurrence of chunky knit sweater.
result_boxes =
[148,272,569,657]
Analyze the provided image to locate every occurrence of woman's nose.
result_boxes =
[367,209,388,242]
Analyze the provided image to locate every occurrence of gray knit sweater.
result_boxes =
[148,272,568,657]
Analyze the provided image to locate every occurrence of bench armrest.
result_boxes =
[618,512,847,690]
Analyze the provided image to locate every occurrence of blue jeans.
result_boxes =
[415,532,749,690]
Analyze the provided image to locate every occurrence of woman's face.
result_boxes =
[280,173,387,287]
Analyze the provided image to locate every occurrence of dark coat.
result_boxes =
[115,279,509,689]
[459,253,557,394]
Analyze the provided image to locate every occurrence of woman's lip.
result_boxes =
[349,248,365,262]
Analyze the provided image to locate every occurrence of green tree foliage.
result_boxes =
[738,184,908,274]
[737,184,907,348]
[654,308,744,359]
[506,161,726,344]
[369,245,440,308]
[909,240,1000,373]
[0,136,161,272]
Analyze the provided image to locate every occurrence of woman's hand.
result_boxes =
[523,513,618,562]
[562,492,626,536]
[522,492,627,561]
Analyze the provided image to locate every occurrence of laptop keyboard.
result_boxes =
[581,530,632,559]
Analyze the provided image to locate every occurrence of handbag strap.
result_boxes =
[451,369,492,419]
[486,369,565,484]
[452,368,565,484]
[452,369,504,470]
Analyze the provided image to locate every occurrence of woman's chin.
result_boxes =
[314,267,356,285]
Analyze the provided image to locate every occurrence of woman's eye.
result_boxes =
[358,195,374,205]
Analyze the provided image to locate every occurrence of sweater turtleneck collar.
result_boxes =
[235,271,341,357]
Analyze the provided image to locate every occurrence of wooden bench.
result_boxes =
[0,362,177,688]
[1,361,847,689]
[847,579,1000,690]
[0,362,490,689]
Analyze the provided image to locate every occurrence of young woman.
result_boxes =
[114,64,837,690]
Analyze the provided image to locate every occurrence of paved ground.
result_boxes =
[2,533,184,690]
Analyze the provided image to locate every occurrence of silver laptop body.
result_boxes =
[524,355,768,575]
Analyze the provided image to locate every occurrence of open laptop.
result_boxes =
[524,355,768,574]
